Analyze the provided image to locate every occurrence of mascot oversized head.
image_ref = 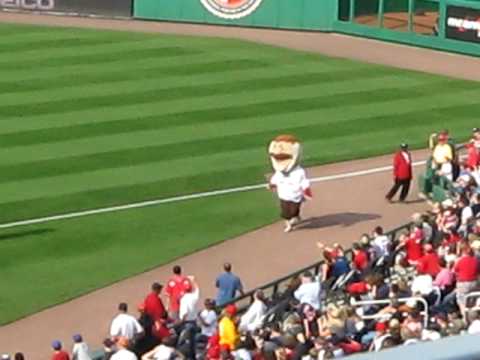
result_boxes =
[268,134,302,173]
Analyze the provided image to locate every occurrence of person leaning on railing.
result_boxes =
[420,130,458,199]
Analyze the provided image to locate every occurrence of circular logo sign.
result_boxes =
[200,0,263,20]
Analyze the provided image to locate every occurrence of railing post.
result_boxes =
[348,0,355,22]
[378,0,385,27]
[408,0,414,32]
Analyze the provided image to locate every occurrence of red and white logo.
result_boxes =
[200,0,263,20]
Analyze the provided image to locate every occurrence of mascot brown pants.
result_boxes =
[280,200,301,220]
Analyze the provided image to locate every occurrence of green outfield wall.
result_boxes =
[134,0,334,30]
[134,0,480,57]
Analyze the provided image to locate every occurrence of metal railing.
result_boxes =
[219,222,412,313]
[351,296,429,328]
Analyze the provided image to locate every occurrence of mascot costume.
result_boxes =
[268,135,312,233]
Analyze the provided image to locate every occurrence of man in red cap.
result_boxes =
[369,322,390,352]
[386,143,412,203]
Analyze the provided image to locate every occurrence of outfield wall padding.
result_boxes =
[134,0,333,31]
[0,0,132,17]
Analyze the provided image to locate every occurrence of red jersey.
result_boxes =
[455,255,478,282]
[466,142,480,169]
[144,292,166,320]
[353,250,368,271]
[417,252,441,277]
[393,151,412,180]
[152,319,171,340]
[443,233,460,246]
[52,351,70,360]
[405,235,423,262]
[165,275,191,312]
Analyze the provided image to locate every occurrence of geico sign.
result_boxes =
[0,0,55,10]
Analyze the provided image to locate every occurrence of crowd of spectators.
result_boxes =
[3,129,480,360]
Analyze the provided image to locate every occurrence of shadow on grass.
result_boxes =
[0,228,54,242]
[296,212,381,229]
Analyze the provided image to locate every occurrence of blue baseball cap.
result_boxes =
[72,334,82,343]
[51,340,62,351]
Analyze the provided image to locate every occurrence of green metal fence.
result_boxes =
[134,0,333,31]
[332,0,480,57]
[134,0,480,57]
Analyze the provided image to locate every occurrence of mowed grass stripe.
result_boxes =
[0,74,457,148]
[0,164,268,223]
[0,27,149,45]
[0,58,375,103]
[0,61,384,106]
[0,23,56,36]
[0,67,411,116]
[0,33,159,63]
[0,47,278,82]
[0,33,271,65]
[0,46,201,72]
[0,58,272,95]
[0,43,358,82]
[0,36,136,52]
[2,100,479,186]
[0,71,468,135]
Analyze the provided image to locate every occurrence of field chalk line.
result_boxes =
[0,159,427,230]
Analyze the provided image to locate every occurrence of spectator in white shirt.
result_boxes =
[111,337,137,360]
[468,311,480,334]
[141,337,185,360]
[239,290,267,332]
[179,277,200,323]
[294,271,321,310]
[371,226,391,259]
[197,298,218,338]
[110,303,144,342]
[71,334,92,360]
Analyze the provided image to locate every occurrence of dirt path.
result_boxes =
[0,12,480,81]
[0,150,431,357]
[0,12,477,358]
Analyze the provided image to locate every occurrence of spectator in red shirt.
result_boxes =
[352,242,369,272]
[386,143,412,203]
[165,265,191,320]
[416,244,441,277]
[465,138,480,170]
[51,341,70,360]
[454,246,479,316]
[144,282,166,321]
[397,226,423,265]
[443,231,461,247]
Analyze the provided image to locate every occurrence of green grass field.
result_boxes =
[0,22,479,325]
